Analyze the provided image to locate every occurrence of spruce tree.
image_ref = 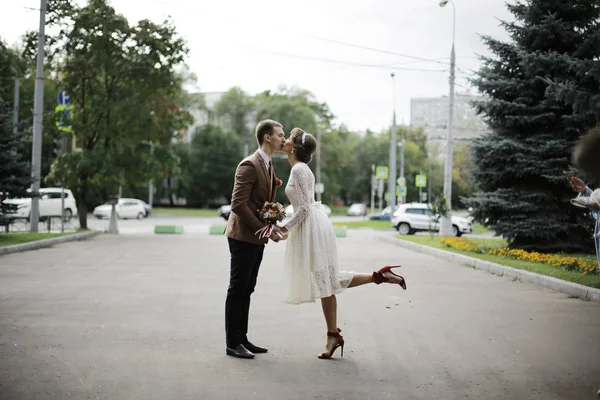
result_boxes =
[469,0,600,252]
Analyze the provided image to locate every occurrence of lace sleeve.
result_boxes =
[283,165,313,230]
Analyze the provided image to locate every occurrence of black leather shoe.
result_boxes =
[243,341,268,354]
[226,344,255,359]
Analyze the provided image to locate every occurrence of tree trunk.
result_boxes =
[167,175,174,207]
[78,181,88,230]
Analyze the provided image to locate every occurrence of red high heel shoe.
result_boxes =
[317,331,344,359]
[373,265,407,290]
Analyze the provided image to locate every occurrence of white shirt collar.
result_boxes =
[257,148,271,165]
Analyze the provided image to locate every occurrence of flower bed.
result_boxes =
[441,237,598,275]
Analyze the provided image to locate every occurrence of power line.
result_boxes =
[255,49,447,73]
[305,35,450,66]
[144,0,454,69]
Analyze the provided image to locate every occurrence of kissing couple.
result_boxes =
[224,119,407,360]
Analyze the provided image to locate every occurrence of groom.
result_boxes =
[224,119,287,359]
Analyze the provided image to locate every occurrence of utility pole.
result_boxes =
[13,79,19,134]
[148,142,154,208]
[388,72,397,209]
[29,0,47,232]
[439,0,457,236]
[370,164,375,215]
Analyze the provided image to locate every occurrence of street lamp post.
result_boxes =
[398,140,405,203]
[439,0,456,236]
[389,73,397,210]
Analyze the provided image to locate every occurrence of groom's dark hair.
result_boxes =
[256,119,283,145]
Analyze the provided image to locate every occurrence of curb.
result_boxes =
[379,235,600,303]
[0,230,102,256]
[154,225,184,234]
[209,225,226,235]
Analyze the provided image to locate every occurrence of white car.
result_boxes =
[93,198,147,220]
[218,205,232,220]
[391,203,472,237]
[346,203,367,216]
[3,188,78,220]
[285,204,332,218]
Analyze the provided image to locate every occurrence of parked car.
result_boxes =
[218,205,232,220]
[369,205,399,221]
[391,203,472,237]
[2,187,78,221]
[346,203,367,216]
[285,204,332,218]
[138,200,152,217]
[93,198,147,220]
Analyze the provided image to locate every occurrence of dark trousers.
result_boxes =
[225,237,265,348]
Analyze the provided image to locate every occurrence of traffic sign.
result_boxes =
[397,185,407,197]
[315,183,324,194]
[55,105,73,132]
[58,90,70,106]
[397,177,406,186]
[384,192,391,202]
[376,166,389,180]
[416,174,427,188]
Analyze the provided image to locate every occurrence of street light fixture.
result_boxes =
[438,0,456,236]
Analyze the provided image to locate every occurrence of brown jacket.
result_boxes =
[225,151,278,245]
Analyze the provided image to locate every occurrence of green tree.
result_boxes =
[452,142,475,207]
[320,125,363,204]
[215,87,255,150]
[41,0,190,228]
[347,126,433,206]
[1,38,63,182]
[0,99,30,213]
[186,125,242,206]
[468,0,599,252]
[0,40,25,102]
[254,86,333,134]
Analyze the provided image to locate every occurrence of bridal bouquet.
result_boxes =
[255,201,286,239]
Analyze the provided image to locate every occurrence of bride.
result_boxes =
[278,127,407,359]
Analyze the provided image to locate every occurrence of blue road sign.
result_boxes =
[58,90,70,106]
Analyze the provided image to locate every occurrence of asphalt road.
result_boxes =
[0,229,598,399]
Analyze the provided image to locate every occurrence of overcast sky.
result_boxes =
[1,0,512,132]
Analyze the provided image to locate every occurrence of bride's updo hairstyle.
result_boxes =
[290,127,317,164]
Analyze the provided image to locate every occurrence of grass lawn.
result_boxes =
[0,232,74,247]
[397,235,600,289]
[473,224,492,234]
[334,220,495,234]
[334,220,392,230]
[152,207,217,217]
[329,206,349,216]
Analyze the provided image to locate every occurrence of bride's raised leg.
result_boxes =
[346,266,407,290]
[347,273,375,287]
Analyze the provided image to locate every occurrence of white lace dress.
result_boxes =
[281,163,354,304]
